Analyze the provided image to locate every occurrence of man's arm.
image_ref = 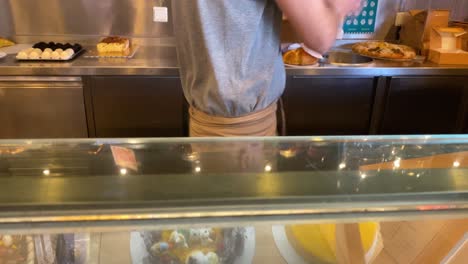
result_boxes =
[276,0,361,54]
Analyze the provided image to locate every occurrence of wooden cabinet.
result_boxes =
[282,76,376,135]
[88,76,186,137]
[380,77,468,134]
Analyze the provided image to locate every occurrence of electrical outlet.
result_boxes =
[153,6,168,23]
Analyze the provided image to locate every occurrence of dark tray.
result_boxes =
[16,48,86,62]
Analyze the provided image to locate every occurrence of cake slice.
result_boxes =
[97,36,131,56]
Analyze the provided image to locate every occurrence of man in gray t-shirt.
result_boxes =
[173,0,361,136]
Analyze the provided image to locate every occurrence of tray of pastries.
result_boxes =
[130,227,255,264]
[16,42,85,61]
[84,36,138,58]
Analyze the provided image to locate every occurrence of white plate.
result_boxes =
[130,227,256,264]
[271,225,308,264]
[0,52,6,59]
[284,63,319,68]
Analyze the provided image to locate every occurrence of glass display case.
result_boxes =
[0,135,467,264]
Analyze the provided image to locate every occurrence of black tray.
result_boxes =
[16,48,86,62]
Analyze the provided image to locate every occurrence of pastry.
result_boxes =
[65,48,74,55]
[41,51,51,60]
[17,42,82,60]
[51,51,60,60]
[283,48,319,65]
[352,41,416,60]
[97,36,131,56]
[185,250,219,264]
[137,227,246,264]
[284,223,382,263]
[28,51,41,59]
[0,38,15,48]
[60,52,72,60]
[16,51,29,60]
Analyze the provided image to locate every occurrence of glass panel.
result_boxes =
[2,218,467,264]
[0,135,467,207]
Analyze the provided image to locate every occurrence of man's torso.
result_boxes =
[172,0,285,117]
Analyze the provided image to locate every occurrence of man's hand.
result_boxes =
[276,0,362,54]
[329,0,362,17]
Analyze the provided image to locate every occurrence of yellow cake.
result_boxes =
[285,222,382,264]
[97,36,131,56]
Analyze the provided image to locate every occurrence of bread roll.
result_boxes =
[283,48,319,65]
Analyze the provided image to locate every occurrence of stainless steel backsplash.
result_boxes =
[0,0,172,39]
[0,0,466,41]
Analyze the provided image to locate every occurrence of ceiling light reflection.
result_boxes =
[339,163,346,170]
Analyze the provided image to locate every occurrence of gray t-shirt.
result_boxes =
[172,0,285,117]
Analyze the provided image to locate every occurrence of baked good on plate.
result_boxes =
[97,36,131,56]
[352,41,416,60]
[283,48,319,65]
[0,38,15,48]
[135,227,246,264]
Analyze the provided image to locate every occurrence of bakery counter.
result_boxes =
[0,46,467,76]
[289,59,468,76]
[0,46,180,76]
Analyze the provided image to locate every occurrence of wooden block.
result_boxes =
[373,249,399,264]
[336,223,366,264]
[412,219,468,263]
[382,221,445,264]
[381,222,402,240]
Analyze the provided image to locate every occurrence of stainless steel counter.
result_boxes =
[0,46,467,76]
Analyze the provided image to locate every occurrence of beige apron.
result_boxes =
[189,103,278,137]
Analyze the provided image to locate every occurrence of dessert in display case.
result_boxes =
[0,135,467,263]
